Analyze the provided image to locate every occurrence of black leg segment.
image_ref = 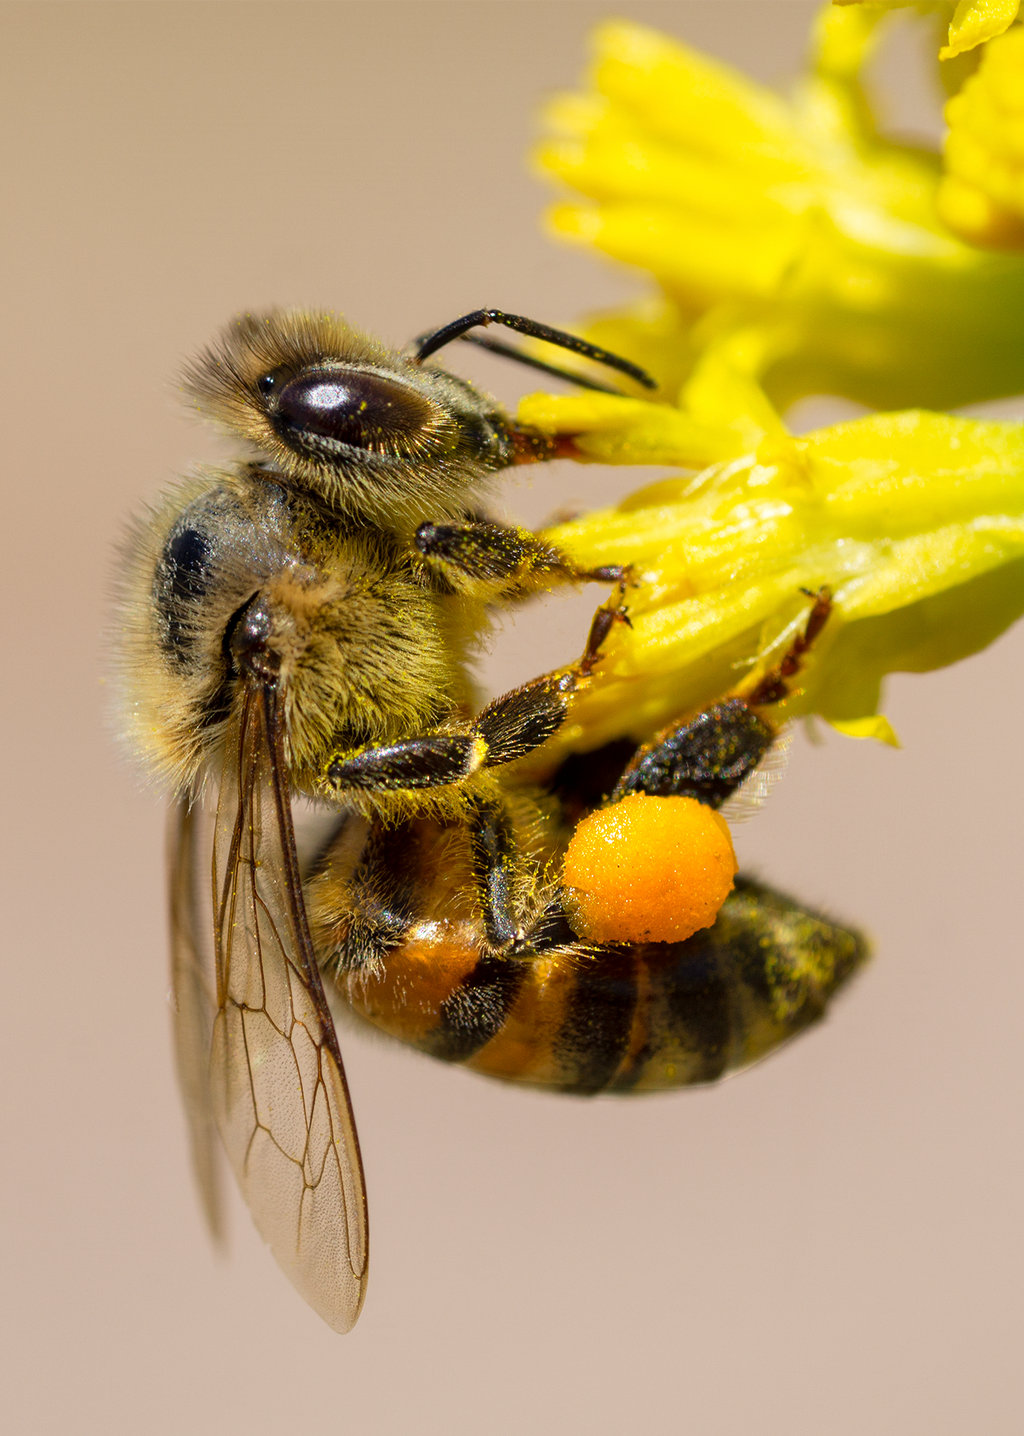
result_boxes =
[467,794,521,949]
[612,699,774,808]
[415,520,570,586]
[476,678,573,767]
[325,820,419,971]
[326,733,481,791]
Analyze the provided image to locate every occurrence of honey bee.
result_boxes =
[117,308,867,1332]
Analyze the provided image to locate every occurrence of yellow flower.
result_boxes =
[833,0,1020,60]
[938,24,1024,247]
[942,0,1021,57]
[522,404,1024,763]
[522,328,786,471]
[520,6,1024,761]
[537,9,1024,411]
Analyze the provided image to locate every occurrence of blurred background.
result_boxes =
[2,4,1021,1433]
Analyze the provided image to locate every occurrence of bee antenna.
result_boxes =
[413,309,657,392]
[449,332,637,395]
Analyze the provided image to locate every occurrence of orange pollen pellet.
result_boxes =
[562,793,737,944]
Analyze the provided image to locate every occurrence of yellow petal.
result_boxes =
[939,0,1020,59]
[518,391,757,468]
[539,13,1024,412]
[517,8,1024,774]
[827,715,902,746]
[938,25,1024,248]
[834,0,1019,60]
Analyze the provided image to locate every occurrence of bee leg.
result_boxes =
[466,793,521,949]
[611,700,775,808]
[323,669,582,793]
[575,573,632,675]
[324,584,630,793]
[739,585,832,708]
[468,576,633,763]
[415,518,630,600]
[324,732,488,792]
[602,588,833,809]
[315,820,419,973]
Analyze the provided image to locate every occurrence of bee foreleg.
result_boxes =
[415,519,628,600]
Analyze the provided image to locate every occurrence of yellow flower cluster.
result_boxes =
[537,9,1024,410]
[531,408,1024,763]
[838,0,1024,246]
[516,5,1024,757]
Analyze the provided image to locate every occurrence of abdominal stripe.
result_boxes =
[428,955,527,1063]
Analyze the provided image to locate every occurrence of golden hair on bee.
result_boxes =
[115,462,469,800]
[182,309,518,531]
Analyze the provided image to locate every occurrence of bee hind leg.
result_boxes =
[739,585,832,709]
[611,700,775,809]
[600,586,833,811]
[466,792,523,950]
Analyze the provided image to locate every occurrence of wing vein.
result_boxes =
[205,681,368,1331]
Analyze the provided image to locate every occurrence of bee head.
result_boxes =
[183,309,515,527]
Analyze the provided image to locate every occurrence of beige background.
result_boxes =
[2,4,1022,1433]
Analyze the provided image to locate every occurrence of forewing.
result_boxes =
[210,685,368,1332]
[168,795,224,1240]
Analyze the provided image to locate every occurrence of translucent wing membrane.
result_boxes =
[168,797,224,1240]
[210,684,368,1332]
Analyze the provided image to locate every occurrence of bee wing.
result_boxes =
[210,683,368,1332]
[168,795,224,1240]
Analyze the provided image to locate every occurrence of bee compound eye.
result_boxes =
[271,368,435,451]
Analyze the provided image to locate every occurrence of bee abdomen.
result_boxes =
[430,954,529,1062]
[337,878,867,1094]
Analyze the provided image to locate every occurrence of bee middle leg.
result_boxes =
[323,583,631,794]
